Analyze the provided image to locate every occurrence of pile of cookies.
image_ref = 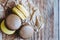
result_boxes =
[0,4,34,39]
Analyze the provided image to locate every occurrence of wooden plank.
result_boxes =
[0,31,2,40]
[43,0,53,40]
[59,0,60,40]
[54,0,59,40]
[41,29,44,40]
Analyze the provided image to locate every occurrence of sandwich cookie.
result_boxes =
[12,4,29,20]
[19,25,34,39]
[6,14,22,30]
[1,14,21,35]
[1,20,15,35]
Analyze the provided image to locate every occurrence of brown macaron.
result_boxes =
[6,14,21,30]
[19,25,34,39]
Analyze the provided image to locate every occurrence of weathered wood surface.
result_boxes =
[0,0,54,40]
[59,0,60,40]
[54,0,59,40]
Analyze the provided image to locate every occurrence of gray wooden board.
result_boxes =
[54,0,59,40]
[0,31,2,40]
[59,0,60,40]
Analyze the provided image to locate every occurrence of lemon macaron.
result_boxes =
[12,4,29,20]
[1,20,15,35]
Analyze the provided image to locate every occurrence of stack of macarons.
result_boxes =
[1,14,21,35]
[0,4,34,39]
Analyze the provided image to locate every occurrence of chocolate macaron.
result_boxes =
[19,25,34,39]
[6,14,22,30]
[1,14,22,35]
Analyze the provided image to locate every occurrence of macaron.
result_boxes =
[12,7,26,20]
[16,4,29,18]
[12,4,29,20]
[1,20,15,35]
[6,14,21,30]
[19,25,34,39]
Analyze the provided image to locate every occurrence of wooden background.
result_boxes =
[0,0,54,40]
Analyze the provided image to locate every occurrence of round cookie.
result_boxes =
[19,25,34,39]
[1,20,15,35]
[6,14,21,30]
[12,4,30,20]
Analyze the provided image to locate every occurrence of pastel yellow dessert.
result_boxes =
[16,4,29,17]
[12,7,26,20]
[12,4,29,20]
[1,20,15,35]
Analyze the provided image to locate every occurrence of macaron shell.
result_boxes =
[1,20,15,35]
[16,4,29,17]
[6,14,21,30]
[19,25,34,38]
[12,7,26,20]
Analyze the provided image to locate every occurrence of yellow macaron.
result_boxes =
[16,4,29,18]
[12,7,26,20]
[1,20,15,35]
[12,4,29,20]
